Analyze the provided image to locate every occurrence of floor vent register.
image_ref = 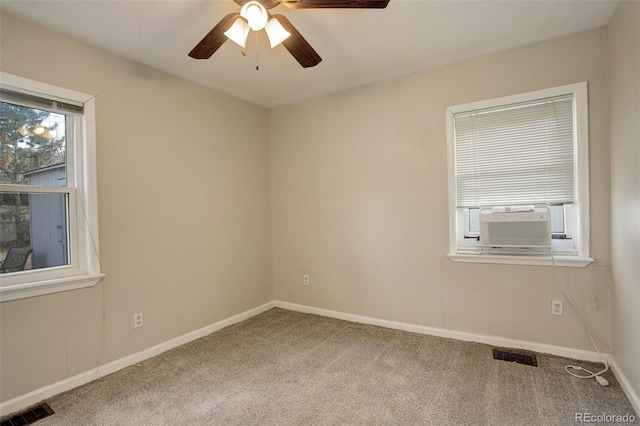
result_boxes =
[0,403,54,426]
[493,348,538,367]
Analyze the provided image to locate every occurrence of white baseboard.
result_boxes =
[610,358,640,416]
[0,301,275,418]
[274,300,606,363]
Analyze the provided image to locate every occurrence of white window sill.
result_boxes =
[0,273,105,302]
[448,252,594,267]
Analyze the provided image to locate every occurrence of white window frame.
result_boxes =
[446,82,593,267]
[0,72,103,301]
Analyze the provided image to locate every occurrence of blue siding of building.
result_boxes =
[26,166,68,269]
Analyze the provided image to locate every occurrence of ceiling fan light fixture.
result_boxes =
[265,18,291,48]
[224,17,250,48]
[240,1,268,31]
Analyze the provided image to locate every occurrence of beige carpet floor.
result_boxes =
[28,308,639,425]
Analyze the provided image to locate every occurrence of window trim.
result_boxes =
[446,82,593,267]
[0,72,103,302]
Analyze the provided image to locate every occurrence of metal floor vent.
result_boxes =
[0,403,54,426]
[493,348,538,367]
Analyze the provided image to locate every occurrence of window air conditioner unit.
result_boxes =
[479,206,551,249]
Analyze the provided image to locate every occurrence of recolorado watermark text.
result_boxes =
[575,412,636,423]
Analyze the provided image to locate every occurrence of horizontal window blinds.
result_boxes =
[0,88,83,115]
[454,95,575,207]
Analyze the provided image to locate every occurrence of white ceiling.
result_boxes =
[1,0,618,108]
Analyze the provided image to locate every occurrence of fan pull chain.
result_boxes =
[255,32,260,71]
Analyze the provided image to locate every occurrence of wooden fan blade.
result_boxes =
[283,0,389,9]
[233,0,282,9]
[273,14,322,68]
[188,13,239,59]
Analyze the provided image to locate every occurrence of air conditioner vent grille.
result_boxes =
[479,207,551,249]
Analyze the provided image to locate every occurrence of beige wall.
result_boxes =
[270,28,611,352]
[0,13,273,402]
[608,0,640,410]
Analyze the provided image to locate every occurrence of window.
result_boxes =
[446,82,592,267]
[0,73,103,301]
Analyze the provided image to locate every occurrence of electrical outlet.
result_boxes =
[134,312,144,328]
[551,300,563,316]
[303,275,310,286]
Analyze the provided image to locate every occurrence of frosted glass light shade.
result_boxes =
[240,1,268,31]
[265,18,291,48]
[224,18,250,48]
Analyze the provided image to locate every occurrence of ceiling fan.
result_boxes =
[188,0,390,68]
